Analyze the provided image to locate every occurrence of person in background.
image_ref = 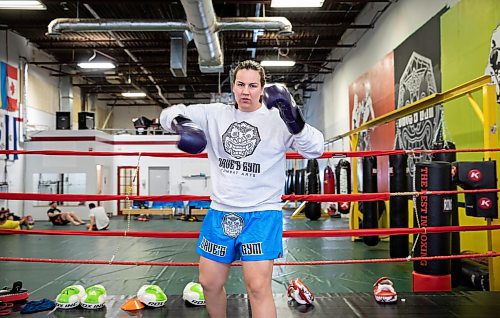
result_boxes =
[86,203,110,231]
[0,208,32,230]
[47,201,85,226]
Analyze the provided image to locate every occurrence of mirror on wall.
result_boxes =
[33,173,86,206]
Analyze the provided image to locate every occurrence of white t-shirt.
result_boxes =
[89,206,110,230]
[160,103,324,212]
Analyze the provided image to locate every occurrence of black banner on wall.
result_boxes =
[394,12,444,150]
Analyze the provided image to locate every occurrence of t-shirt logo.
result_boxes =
[221,121,261,159]
[221,213,244,238]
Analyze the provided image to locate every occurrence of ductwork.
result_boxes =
[47,1,293,73]
[170,31,191,77]
[218,17,293,35]
[180,0,223,73]
[47,19,189,35]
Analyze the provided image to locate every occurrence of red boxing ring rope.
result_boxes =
[0,192,211,202]
[1,188,499,203]
[1,252,498,267]
[3,147,500,159]
[1,224,499,238]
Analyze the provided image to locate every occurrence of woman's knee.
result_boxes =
[245,278,271,298]
[199,273,225,293]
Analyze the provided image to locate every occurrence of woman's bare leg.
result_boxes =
[199,256,231,318]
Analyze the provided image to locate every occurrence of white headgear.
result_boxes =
[137,285,167,307]
[182,282,205,306]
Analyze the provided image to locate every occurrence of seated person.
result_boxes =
[86,203,110,231]
[0,207,34,225]
[0,208,31,230]
[47,201,85,226]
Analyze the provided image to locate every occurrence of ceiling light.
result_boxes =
[0,1,47,10]
[271,0,324,8]
[261,60,296,67]
[121,92,147,98]
[77,62,116,69]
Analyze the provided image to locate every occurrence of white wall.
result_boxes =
[110,105,163,132]
[305,0,460,150]
[0,30,63,215]
[23,130,210,220]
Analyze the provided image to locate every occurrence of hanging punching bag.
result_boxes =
[323,165,335,194]
[335,159,351,214]
[304,159,321,221]
[362,156,380,246]
[413,161,452,292]
[389,154,409,258]
[432,141,460,287]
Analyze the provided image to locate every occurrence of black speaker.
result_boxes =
[56,112,71,130]
[78,112,95,130]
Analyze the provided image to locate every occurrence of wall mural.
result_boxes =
[485,24,500,103]
[394,12,443,151]
[347,11,445,192]
[349,52,395,192]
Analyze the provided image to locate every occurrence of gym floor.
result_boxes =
[2,210,490,317]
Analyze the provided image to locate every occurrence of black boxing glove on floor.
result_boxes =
[172,115,207,154]
[263,84,306,134]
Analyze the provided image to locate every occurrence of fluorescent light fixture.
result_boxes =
[0,1,47,10]
[78,62,116,69]
[121,92,147,98]
[261,60,296,67]
[271,0,324,8]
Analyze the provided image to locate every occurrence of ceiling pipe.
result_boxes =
[47,19,190,35]
[217,17,292,34]
[47,3,293,73]
[180,0,223,73]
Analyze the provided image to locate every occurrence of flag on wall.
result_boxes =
[0,63,7,110]
[0,62,18,112]
[7,64,18,112]
[2,115,19,160]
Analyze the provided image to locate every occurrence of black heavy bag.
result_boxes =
[294,169,302,195]
[289,169,295,194]
[389,154,409,258]
[432,141,460,287]
[413,162,452,276]
[284,169,289,195]
[285,169,293,195]
[304,159,321,221]
[362,156,380,246]
[335,159,352,214]
[300,169,306,195]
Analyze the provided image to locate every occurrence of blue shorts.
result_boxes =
[196,209,283,264]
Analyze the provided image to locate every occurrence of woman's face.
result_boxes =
[233,69,264,112]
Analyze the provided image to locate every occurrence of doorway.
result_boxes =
[149,167,170,195]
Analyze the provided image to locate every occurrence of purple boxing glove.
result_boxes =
[172,115,207,154]
[263,84,305,134]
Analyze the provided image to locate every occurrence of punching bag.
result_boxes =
[362,156,380,246]
[286,169,294,195]
[304,159,321,221]
[284,169,290,195]
[389,154,409,258]
[323,165,335,194]
[294,169,302,195]
[289,169,295,194]
[335,159,351,214]
[432,141,460,287]
[413,161,452,292]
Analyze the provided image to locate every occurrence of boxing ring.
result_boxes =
[1,75,500,316]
